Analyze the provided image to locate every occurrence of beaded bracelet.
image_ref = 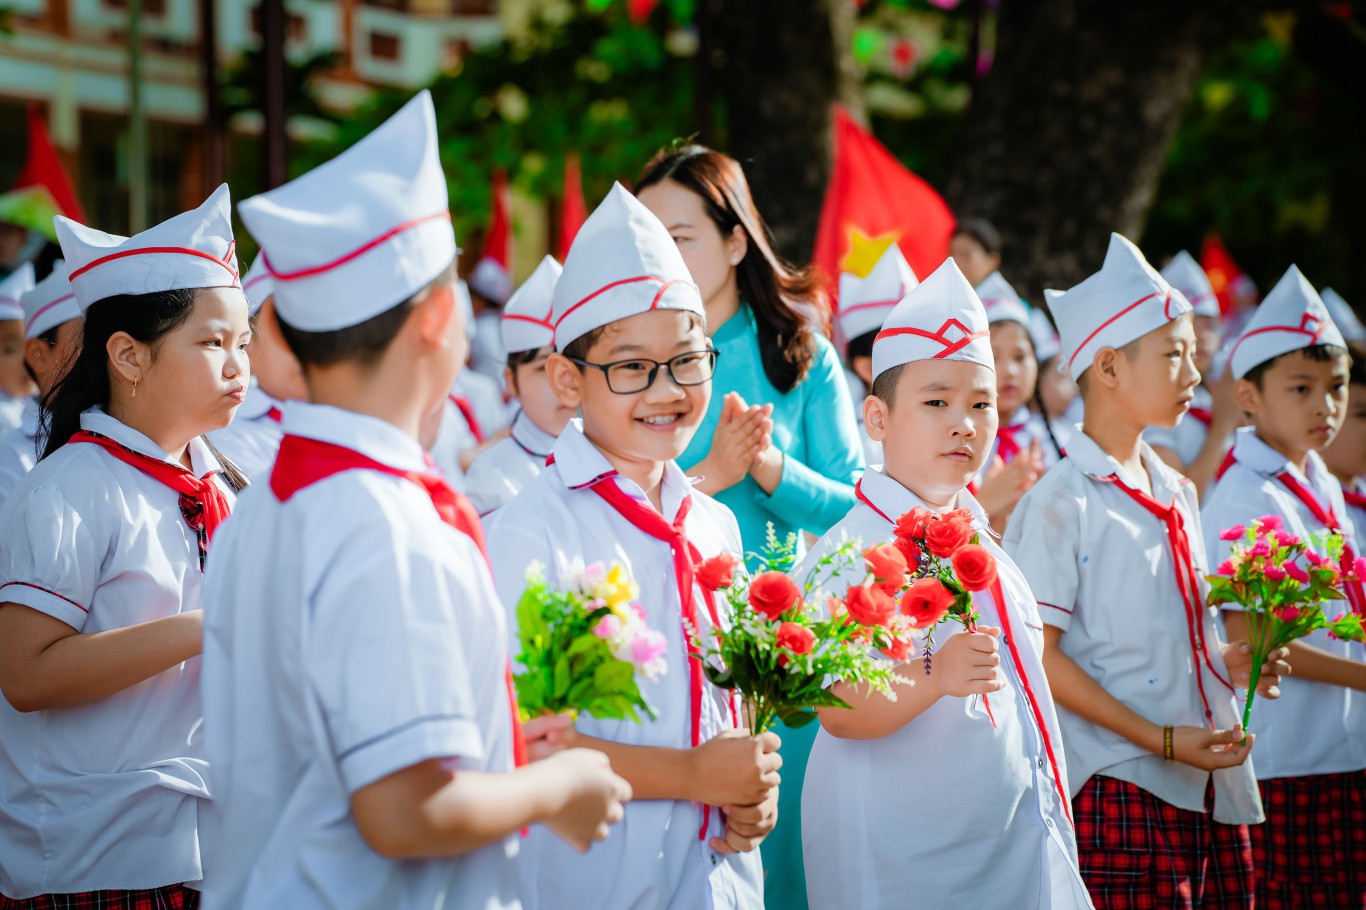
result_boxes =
[1163,724,1174,762]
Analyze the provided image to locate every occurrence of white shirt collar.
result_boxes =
[1228,425,1335,494]
[279,401,428,474]
[550,418,692,522]
[510,410,557,459]
[80,407,223,479]
[858,465,992,534]
[1063,428,1185,505]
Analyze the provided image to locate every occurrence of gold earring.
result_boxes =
[131,377,138,399]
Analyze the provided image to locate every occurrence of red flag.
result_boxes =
[1200,234,1249,318]
[558,153,587,261]
[813,107,954,308]
[627,0,658,23]
[469,170,513,303]
[13,106,87,224]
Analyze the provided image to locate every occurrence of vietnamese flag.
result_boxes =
[13,106,87,224]
[1200,234,1249,318]
[813,106,954,307]
[558,153,587,261]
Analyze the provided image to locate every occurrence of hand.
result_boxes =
[1169,725,1254,771]
[689,729,782,808]
[747,442,785,495]
[973,446,1044,523]
[523,712,576,762]
[1222,642,1291,698]
[696,393,773,493]
[710,785,779,854]
[1209,370,1242,433]
[541,748,632,852]
[930,626,1006,699]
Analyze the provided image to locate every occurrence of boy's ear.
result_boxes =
[23,337,50,379]
[863,393,888,443]
[503,365,518,397]
[1090,346,1123,390]
[414,280,457,349]
[545,352,584,410]
[1233,377,1261,417]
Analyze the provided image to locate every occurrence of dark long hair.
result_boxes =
[636,145,823,394]
[41,288,248,490]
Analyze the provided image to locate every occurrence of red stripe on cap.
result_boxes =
[24,292,76,335]
[1226,312,1327,376]
[263,210,452,281]
[841,298,900,316]
[501,313,555,330]
[68,246,240,283]
[554,275,662,330]
[1065,290,1169,374]
[874,318,988,359]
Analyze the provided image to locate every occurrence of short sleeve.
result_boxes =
[1002,476,1082,631]
[306,518,487,793]
[0,482,101,630]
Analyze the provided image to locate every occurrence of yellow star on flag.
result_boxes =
[840,227,901,279]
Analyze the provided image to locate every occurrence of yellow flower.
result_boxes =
[602,563,639,610]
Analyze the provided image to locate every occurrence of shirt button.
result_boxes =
[1045,818,1055,828]
[1037,757,1046,769]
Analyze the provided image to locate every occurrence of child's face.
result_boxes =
[866,358,997,506]
[0,320,37,398]
[1036,357,1077,421]
[24,318,82,398]
[948,233,1000,287]
[507,345,575,437]
[989,320,1037,417]
[250,298,307,402]
[552,309,712,468]
[1193,314,1221,376]
[1110,314,1201,429]
[1236,349,1349,462]
[1321,381,1366,480]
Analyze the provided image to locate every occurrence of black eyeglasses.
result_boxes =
[567,348,719,394]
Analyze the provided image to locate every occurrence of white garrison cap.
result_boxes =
[975,271,1031,328]
[1320,287,1365,345]
[502,255,561,354]
[836,244,917,342]
[55,184,240,313]
[240,256,274,317]
[1047,233,1189,381]
[871,257,993,381]
[1161,250,1219,319]
[239,90,456,332]
[551,182,702,351]
[0,261,35,321]
[22,261,79,339]
[1229,265,1346,380]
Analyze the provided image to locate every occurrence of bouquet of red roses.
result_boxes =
[1207,515,1364,734]
[690,529,914,734]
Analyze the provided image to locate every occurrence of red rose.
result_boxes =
[748,571,802,621]
[893,535,922,570]
[775,621,816,656]
[900,578,955,628]
[880,634,913,662]
[864,544,909,595]
[845,583,897,627]
[894,506,937,542]
[923,512,975,559]
[697,552,739,591]
[951,544,997,592]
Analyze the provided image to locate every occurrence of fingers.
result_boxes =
[709,836,741,855]
[755,731,782,753]
[523,712,574,742]
[1204,726,1245,747]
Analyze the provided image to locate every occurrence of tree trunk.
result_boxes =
[944,0,1250,300]
[720,0,860,263]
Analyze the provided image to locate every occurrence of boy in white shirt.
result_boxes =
[1321,357,1365,534]
[199,91,630,910]
[1005,233,1287,910]
[487,183,780,910]
[0,262,36,435]
[798,258,1091,910]
[1201,264,1365,909]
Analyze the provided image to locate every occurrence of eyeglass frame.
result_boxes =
[565,347,721,395]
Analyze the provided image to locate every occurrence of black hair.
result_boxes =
[560,312,706,366]
[1243,343,1351,389]
[277,263,453,370]
[507,347,542,370]
[846,329,877,366]
[870,363,905,407]
[952,218,1001,256]
[40,288,248,490]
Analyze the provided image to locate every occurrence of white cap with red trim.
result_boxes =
[241,256,273,317]
[502,255,561,354]
[837,244,917,342]
[55,184,241,313]
[1321,287,1365,345]
[22,261,78,339]
[871,257,993,381]
[1047,232,1188,381]
[1229,265,1346,379]
[0,261,35,321]
[1160,250,1219,319]
[975,271,1030,327]
[551,182,702,351]
[238,90,456,333]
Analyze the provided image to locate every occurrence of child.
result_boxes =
[430,281,510,484]
[1200,265,1366,909]
[465,254,573,515]
[835,243,918,465]
[1321,287,1366,353]
[487,183,780,910]
[0,261,80,505]
[1005,233,1284,910]
[199,91,629,909]
[1029,306,1078,456]
[948,217,1002,286]
[1146,251,1238,496]
[798,258,1091,909]
[0,261,36,435]
[206,256,305,479]
[0,185,249,905]
[1321,357,1366,535]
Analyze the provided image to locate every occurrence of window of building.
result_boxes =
[369,31,401,61]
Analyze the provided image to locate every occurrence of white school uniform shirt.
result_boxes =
[199,402,518,910]
[470,309,508,390]
[428,396,470,491]
[796,467,1090,910]
[0,398,40,508]
[0,408,229,898]
[1201,427,1366,780]
[457,366,511,436]
[486,420,763,910]
[1346,479,1366,546]
[0,391,26,436]
[464,410,556,516]
[206,379,283,480]
[1003,429,1263,824]
[1144,383,1217,468]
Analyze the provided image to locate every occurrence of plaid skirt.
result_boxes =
[1252,770,1366,910]
[1074,775,1253,910]
[0,885,198,910]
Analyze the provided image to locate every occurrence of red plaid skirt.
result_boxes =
[0,885,198,910]
[1252,770,1366,910]
[1074,775,1253,910]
